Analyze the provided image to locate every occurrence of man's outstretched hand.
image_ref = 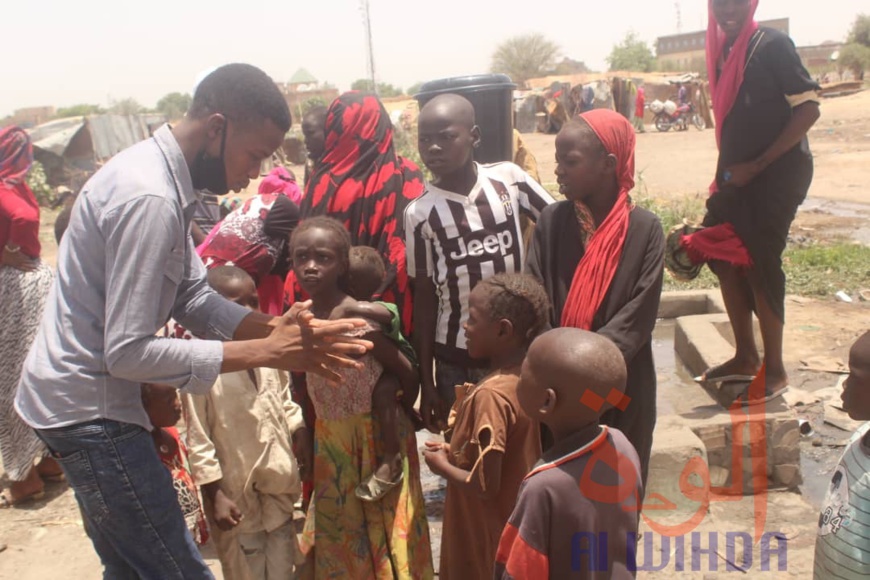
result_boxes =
[270,300,373,382]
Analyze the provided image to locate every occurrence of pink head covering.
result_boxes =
[258,166,302,204]
[0,126,34,186]
[706,0,759,149]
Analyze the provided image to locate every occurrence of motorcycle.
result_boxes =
[649,100,706,132]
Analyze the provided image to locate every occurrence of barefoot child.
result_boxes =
[345,246,423,498]
[495,328,641,579]
[291,217,433,578]
[404,93,555,431]
[141,383,209,546]
[423,273,547,579]
[181,266,307,580]
[814,331,870,578]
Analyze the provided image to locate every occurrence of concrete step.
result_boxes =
[650,294,802,498]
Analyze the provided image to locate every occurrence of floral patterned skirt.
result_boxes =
[302,411,433,579]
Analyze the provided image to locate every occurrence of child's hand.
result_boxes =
[424,440,446,452]
[423,444,450,476]
[212,489,243,531]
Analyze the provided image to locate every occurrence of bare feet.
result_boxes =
[36,457,64,480]
[0,468,45,508]
[734,366,790,406]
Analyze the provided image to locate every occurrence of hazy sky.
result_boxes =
[4,0,861,117]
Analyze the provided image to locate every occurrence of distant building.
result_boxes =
[287,68,320,93]
[656,18,790,72]
[796,42,843,73]
[7,106,56,129]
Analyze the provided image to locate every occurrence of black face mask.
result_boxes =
[191,118,229,195]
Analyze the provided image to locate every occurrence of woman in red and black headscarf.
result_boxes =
[677,0,820,404]
[288,92,424,335]
[0,126,62,506]
[526,110,665,488]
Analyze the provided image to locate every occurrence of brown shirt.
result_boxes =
[440,368,541,580]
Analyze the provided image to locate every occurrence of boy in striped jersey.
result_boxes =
[814,331,870,579]
[404,94,555,432]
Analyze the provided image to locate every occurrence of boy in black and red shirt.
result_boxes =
[495,328,642,579]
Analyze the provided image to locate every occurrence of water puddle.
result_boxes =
[799,198,870,244]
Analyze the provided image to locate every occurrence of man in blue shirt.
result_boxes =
[15,64,368,579]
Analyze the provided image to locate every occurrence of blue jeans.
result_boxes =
[36,419,213,580]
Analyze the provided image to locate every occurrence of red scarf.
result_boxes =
[680,0,758,269]
[0,126,33,186]
[561,110,635,331]
[293,92,424,334]
[707,0,759,176]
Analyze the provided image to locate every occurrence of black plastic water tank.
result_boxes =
[415,74,517,164]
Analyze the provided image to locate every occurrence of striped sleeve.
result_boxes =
[813,428,870,579]
[512,164,555,221]
[495,479,551,579]
[403,200,432,280]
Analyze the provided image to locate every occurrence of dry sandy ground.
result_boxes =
[2,91,868,579]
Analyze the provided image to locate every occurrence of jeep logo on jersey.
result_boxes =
[447,230,515,261]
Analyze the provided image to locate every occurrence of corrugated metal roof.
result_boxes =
[28,113,166,160]
[28,117,86,156]
[86,114,165,160]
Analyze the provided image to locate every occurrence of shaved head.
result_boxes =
[528,328,626,400]
[851,331,870,367]
[417,93,480,180]
[517,328,627,432]
[419,93,476,129]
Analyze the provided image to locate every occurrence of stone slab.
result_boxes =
[657,290,725,320]
[647,420,710,523]
[667,311,803,494]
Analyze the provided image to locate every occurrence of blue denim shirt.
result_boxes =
[16,125,250,430]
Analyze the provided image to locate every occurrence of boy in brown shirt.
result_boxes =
[423,273,548,579]
[495,328,642,579]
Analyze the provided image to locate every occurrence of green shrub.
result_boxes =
[26,161,55,207]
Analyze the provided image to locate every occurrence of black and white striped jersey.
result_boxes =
[404,162,555,363]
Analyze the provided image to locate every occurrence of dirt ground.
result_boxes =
[3,91,869,578]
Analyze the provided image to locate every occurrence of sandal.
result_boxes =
[355,471,404,503]
[695,361,758,385]
[0,489,46,509]
[695,373,757,385]
[734,383,790,407]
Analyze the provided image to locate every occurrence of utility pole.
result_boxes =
[360,0,377,95]
[675,1,682,33]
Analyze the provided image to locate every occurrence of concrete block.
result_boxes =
[658,291,713,319]
[647,422,710,521]
[687,406,802,494]
[674,313,735,379]
[705,290,726,314]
